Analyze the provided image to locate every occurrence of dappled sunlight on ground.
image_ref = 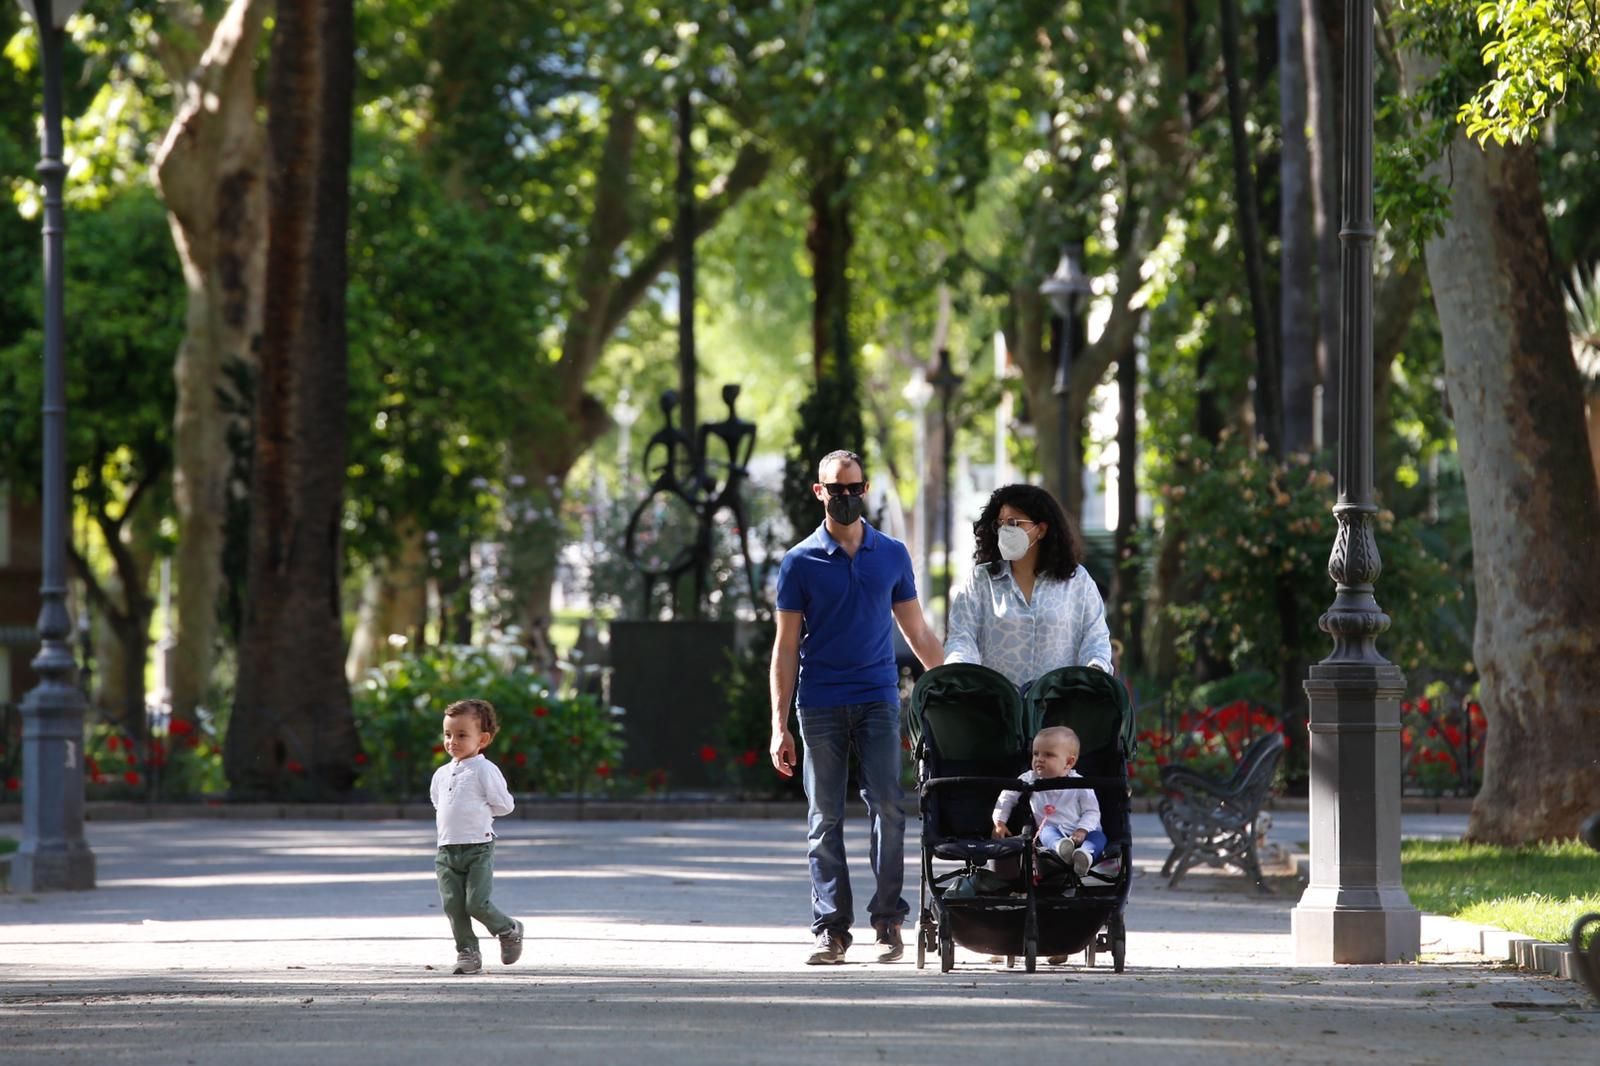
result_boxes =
[1,813,1592,1064]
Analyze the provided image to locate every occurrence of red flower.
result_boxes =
[595,763,611,778]
[185,735,201,749]
[3,776,18,792]
[534,706,549,718]
[354,752,368,765]
[124,770,140,786]
[1443,725,1463,747]
[1425,726,1439,739]
[698,744,718,764]
[514,753,527,766]
[285,760,305,774]
[739,749,759,768]
[170,719,194,737]
[569,735,582,747]
[1418,698,1432,713]
[106,735,120,752]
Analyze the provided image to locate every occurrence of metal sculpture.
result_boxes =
[622,386,760,619]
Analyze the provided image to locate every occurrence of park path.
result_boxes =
[0,812,1591,1064]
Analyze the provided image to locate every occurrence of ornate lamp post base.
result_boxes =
[15,681,95,892]
[1292,663,1419,962]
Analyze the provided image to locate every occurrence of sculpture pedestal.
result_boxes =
[609,621,753,790]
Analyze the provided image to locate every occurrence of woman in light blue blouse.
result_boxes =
[944,484,1113,690]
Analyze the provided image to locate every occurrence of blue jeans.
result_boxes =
[797,700,910,943]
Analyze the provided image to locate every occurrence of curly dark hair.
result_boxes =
[444,698,499,736]
[970,483,1083,581]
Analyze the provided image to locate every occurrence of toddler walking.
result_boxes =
[992,725,1106,876]
[431,698,523,975]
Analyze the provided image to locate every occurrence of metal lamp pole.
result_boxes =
[930,348,963,639]
[1290,0,1418,963]
[14,0,95,892]
[1040,244,1092,509]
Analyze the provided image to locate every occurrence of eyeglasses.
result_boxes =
[821,481,867,498]
[995,518,1038,530]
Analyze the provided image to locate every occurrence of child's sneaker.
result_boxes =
[452,949,482,975]
[499,919,524,965]
[1071,847,1093,877]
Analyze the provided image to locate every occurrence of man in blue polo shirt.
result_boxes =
[770,449,944,965]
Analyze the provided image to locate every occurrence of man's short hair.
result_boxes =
[817,449,865,480]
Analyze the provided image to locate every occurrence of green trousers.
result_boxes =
[435,841,513,953]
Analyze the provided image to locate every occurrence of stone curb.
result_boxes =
[1290,852,1589,989]
[0,791,1474,824]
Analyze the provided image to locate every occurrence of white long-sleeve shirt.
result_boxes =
[992,768,1102,836]
[430,754,514,846]
[944,562,1113,687]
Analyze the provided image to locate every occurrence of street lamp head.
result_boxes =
[1039,245,1093,318]
[15,0,84,29]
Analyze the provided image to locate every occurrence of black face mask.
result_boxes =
[826,494,865,525]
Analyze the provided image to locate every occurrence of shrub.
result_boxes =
[353,639,623,801]
[1133,698,1287,795]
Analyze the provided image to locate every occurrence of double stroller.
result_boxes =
[909,663,1133,973]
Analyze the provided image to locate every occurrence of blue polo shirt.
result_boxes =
[775,521,919,708]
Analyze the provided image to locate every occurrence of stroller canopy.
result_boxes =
[909,663,1026,762]
[1024,665,1133,759]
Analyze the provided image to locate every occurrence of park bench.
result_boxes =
[1156,731,1285,893]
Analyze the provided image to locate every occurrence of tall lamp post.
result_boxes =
[929,348,963,639]
[1040,244,1092,509]
[14,0,95,892]
[1290,0,1418,963]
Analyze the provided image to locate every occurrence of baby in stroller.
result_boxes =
[992,726,1106,877]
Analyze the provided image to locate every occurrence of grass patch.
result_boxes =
[1403,837,1600,946]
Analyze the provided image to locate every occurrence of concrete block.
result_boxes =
[1481,927,1534,962]
[1531,941,1574,977]
[1511,937,1541,969]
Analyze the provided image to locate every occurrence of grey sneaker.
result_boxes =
[1071,847,1093,877]
[452,949,482,975]
[806,931,847,965]
[875,924,904,963]
[499,919,524,966]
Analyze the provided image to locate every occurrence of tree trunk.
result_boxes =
[1220,0,1282,455]
[227,0,358,799]
[1280,0,1318,455]
[344,518,428,681]
[1588,390,1600,489]
[1306,0,1344,455]
[807,162,853,379]
[152,0,269,727]
[1419,136,1600,843]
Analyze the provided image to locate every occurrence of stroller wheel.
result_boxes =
[939,934,955,973]
[917,925,928,969]
[1085,933,1099,968]
[1024,937,1037,974]
[1005,955,1015,969]
[1111,914,1127,973]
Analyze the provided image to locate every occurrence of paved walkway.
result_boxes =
[1,813,1592,1064]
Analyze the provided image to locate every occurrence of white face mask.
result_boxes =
[997,524,1033,561]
